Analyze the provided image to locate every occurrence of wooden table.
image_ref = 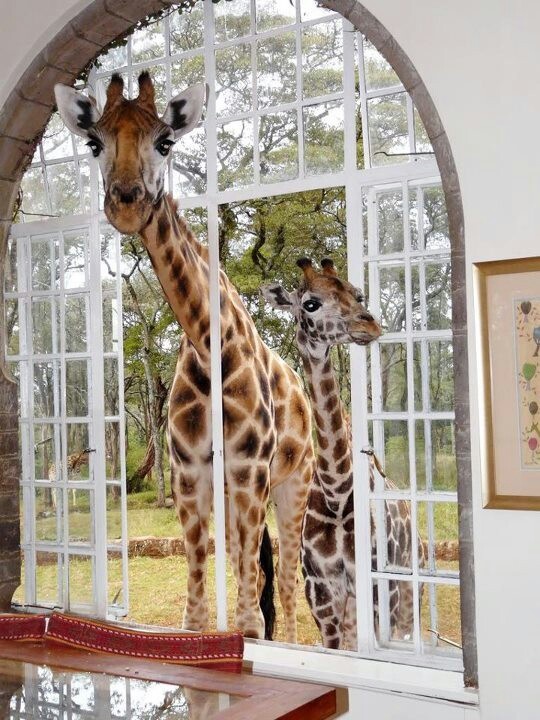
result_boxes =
[0,639,337,719]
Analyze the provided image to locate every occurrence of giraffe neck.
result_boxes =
[140,194,255,362]
[301,349,352,502]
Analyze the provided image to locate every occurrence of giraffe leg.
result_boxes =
[304,573,346,649]
[342,593,357,651]
[271,462,311,644]
[228,485,267,639]
[173,465,212,632]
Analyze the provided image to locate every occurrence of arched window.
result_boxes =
[5,0,470,678]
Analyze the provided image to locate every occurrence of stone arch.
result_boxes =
[0,0,476,686]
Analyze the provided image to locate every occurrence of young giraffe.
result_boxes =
[262,258,425,650]
[55,73,314,641]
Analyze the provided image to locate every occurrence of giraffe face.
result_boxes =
[261,258,382,357]
[55,73,206,233]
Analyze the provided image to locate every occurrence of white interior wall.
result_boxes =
[1,1,539,718]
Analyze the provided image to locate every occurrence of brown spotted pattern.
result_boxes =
[66,74,314,642]
[263,258,425,650]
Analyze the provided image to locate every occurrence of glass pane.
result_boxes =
[431,420,456,492]
[42,112,73,160]
[370,419,409,489]
[35,487,61,543]
[423,186,450,250]
[68,489,92,544]
[380,342,407,411]
[31,238,53,290]
[170,54,205,96]
[107,484,122,544]
[47,162,81,215]
[217,119,254,190]
[32,299,55,355]
[183,206,208,245]
[415,421,426,491]
[257,32,296,108]
[428,340,453,411]
[66,424,91,482]
[425,261,451,330]
[371,498,413,572]
[301,0,333,22]
[79,158,91,214]
[172,124,207,197]
[377,188,403,254]
[421,583,461,651]
[378,264,406,332]
[417,502,459,575]
[130,21,165,63]
[33,423,59,481]
[259,110,298,183]
[108,555,124,608]
[105,422,121,481]
[413,341,423,411]
[5,299,19,355]
[65,359,89,417]
[100,226,117,292]
[303,100,344,175]
[102,295,120,353]
[36,551,61,606]
[33,361,57,418]
[20,167,49,219]
[214,0,251,42]
[302,20,343,99]
[170,4,204,53]
[65,295,88,353]
[256,0,295,31]
[363,38,400,91]
[373,578,415,647]
[64,231,88,289]
[4,238,18,293]
[411,263,422,330]
[368,93,409,166]
[215,44,252,117]
[69,555,94,607]
[104,357,119,416]
[98,43,128,72]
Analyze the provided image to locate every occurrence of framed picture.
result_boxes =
[474,257,540,509]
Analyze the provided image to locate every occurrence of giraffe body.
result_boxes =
[262,258,425,650]
[55,74,314,641]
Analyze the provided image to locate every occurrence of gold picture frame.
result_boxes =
[474,257,540,509]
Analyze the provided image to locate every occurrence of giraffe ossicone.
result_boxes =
[55,72,315,642]
[262,257,425,649]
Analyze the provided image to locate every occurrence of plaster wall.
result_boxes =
[0,1,538,718]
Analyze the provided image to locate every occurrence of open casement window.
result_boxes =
[8,0,469,676]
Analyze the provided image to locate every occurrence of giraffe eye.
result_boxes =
[303,299,322,313]
[156,139,175,156]
[86,139,102,158]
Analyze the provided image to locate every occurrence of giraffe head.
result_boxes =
[261,257,382,359]
[55,72,206,233]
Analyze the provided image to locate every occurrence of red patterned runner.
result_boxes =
[0,613,47,641]
[45,613,244,673]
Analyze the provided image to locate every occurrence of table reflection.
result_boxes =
[0,659,241,719]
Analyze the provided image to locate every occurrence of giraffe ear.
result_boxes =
[54,84,102,138]
[260,283,295,312]
[162,83,206,139]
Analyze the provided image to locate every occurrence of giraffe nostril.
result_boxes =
[120,191,135,204]
[111,181,144,204]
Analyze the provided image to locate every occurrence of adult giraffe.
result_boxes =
[262,258,424,649]
[55,73,314,641]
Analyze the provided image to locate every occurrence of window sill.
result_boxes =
[244,642,479,706]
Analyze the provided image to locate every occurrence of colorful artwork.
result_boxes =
[516,298,540,467]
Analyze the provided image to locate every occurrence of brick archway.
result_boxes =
[0,0,476,686]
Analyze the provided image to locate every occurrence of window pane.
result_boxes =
[214,0,251,42]
[376,188,403,254]
[414,107,433,154]
[170,4,204,53]
[102,295,120,353]
[66,359,89,417]
[5,299,19,356]
[215,44,253,117]
[64,232,88,289]
[373,578,415,647]
[423,186,450,250]
[170,54,205,96]
[35,487,62,543]
[172,124,207,197]
[302,20,343,99]
[105,422,121,481]
[421,583,461,651]
[370,419,409,489]
[66,424,91,482]
[379,342,407,412]
[69,554,94,607]
[368,93,409,166]
[36,551,61,606]
[257,33,296,108]
[417,502,459,575]
[300,0,333,22]
[98,44,128,72]
[428,340,453,411]
[256,0,295,31]
[107,484,122,543]
[47,162,81,216]
[42,113,73,161]
[259,110,298,183]
[425,261,451,330]
[363,38,400,91]
[217,119,254,190]
[378,264,406,332]
[34,423,60,482]
[33,361,58,418]
[371,499,413,572]
[431,420,456,492]
[131,21,165,63]
[20,167,49,219]
[65,295,88,353]
[303,100,344,175]
[68,489,93,544]
[104,357,119,416]
[31,238,53,290]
